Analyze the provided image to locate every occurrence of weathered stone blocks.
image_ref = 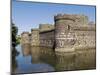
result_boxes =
[21,32,30,45]
[31,29,40,46]
[20,14,96,70]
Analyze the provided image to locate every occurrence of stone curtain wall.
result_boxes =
[21,24,55,48]
[39,24,55,48]
[21,14,96,50]
[39,24,54,32]
[54,14,96,51]
[39,30,55,48]
[21,14,96,70]
[31,29,40,46]
[73,27,95,47]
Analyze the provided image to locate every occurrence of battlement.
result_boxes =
[54,14,87,20]
[54,14,89,25]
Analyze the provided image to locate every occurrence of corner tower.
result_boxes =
[54,14,88,51]
[21,32,30,45]
[54,14,74,49]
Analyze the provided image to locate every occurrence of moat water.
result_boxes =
[12,44,58,74]
[12,44,95,74]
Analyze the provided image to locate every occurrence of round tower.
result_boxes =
[21,32,30,45]
[54,14,74,49]
[54,14,88,51]
[31,29,40,46]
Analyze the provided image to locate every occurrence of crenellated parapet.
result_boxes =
[54,14,89,25]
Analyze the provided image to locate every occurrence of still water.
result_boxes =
[12,44,57,74]
[12,44,96,74]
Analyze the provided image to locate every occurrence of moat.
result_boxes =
[12,44,95,74]
[12,45,56,74]
[12,14,96,74]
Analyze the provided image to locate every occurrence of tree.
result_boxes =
[12,23,18,47]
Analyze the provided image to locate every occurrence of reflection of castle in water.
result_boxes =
[21,14,96,70]
[21,44,95,71]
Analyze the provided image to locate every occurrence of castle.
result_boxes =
[21,14,96,51]
[21,14,96,70]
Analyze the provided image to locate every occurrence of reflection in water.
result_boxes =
[55,52,75,71]
[31,47,41,63]
[21,44,31,56]
[12,45,56,74]
[12,47,19,73]
[12,44,96,74]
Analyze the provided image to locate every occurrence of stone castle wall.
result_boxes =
[54,14,96,70]
[54,14,96,51]
[39,24,55,48]
[39,29,55,48]
[21,32,30,45]
[39,24,54,32]
[21,24,55,48]
[21,14,96,49]
[21,14,96,70]
[31,29,40,46]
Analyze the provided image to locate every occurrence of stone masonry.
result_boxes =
[54,14,95,52]
[21,14,96,70]
[21,32,30,44]
[21,14,96,50]
[31,29,40,46]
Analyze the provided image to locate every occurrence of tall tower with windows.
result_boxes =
[54,14,75,50]
[54,14,90,51]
